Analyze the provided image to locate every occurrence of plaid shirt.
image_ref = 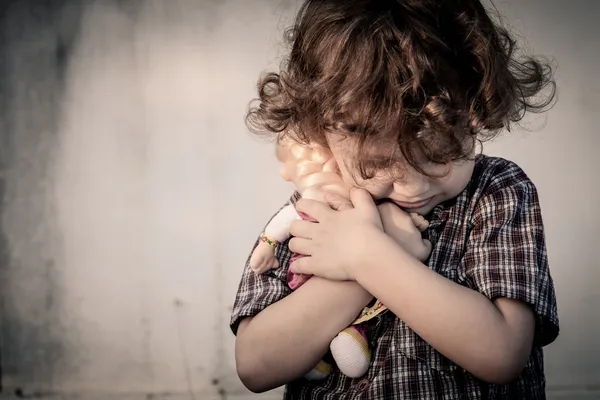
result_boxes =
[231,155,559,399]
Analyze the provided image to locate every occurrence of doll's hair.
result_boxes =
[246,0,556,179]
[277,136,351,208]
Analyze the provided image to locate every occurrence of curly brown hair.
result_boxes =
[245,0,556,178]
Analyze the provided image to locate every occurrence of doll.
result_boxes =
[249,136,430,380]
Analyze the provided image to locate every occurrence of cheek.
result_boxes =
[356,177,394,198]
[337,169,392,198]
[440,179,464,196]
[439,161,474,194]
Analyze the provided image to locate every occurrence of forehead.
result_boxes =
[327,134,456,183]
[327,135,420,170]
[327,135,401,160]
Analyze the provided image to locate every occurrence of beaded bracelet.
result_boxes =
[259,233,279,249]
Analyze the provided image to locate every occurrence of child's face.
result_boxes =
[327,136,475,216]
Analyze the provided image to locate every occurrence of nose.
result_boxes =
[393,174,431,200]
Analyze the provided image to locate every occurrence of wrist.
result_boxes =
[353,231,403,285]
[308,277,373,309]
[345,280,374,306]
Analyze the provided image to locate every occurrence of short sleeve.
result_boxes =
[463,180,559,347]
[229,196,297,335]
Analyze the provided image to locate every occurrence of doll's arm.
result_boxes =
[263,204,300,242]
[249,204,300,274]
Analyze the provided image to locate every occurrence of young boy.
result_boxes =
[231,0,559,398]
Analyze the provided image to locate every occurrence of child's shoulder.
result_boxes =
[470,154,538,198]
[457,155,543,224]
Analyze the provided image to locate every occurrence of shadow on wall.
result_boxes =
[0,0,85,392]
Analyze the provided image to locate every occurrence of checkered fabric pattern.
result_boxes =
[231,155,559,399]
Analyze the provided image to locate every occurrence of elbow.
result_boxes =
[479,296,536,385]
[235,338,279,393]
[475,349,529,385]
[480,364,525,385]
[237,363,270,394]
[234,318,267,393]
[235,342,265,393]
[236,354,282,393]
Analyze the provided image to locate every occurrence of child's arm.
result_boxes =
[232,197,373,393]
[235,277,372,393]
[355,237,535,384]
[353,181,558,384]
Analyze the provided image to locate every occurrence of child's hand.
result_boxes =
[288,188,383,281]
[409,212,430,232]
[377,202,432,262]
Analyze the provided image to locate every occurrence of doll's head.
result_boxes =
[276,136,351,209]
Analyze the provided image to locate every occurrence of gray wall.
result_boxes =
[0,0,597,399]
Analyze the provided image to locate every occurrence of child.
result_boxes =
[247,138,433,381]
[231,0,559,398]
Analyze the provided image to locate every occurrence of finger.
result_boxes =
[289,256,314,275]
[332,200,353,211]
[349,187,376,209]
[409,212,430,232]
[295,198,332,222]
[378,202,412,224]
[418,239,433,261]
[322,191,353,211]
[423,239,432,253]
[288,237,313,256]
[290,219,315,239]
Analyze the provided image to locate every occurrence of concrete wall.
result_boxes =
[0,0,597,399]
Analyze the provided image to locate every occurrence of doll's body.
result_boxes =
[249,138,428,380]
[249,139,350,277]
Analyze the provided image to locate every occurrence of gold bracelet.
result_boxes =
[259,233,278,249]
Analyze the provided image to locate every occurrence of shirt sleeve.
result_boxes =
[463,180,559,347]
[229,195,297,335]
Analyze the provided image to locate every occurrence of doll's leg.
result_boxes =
[303,359,333,381]
[329,325,370,378]
[303,351,334,380]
